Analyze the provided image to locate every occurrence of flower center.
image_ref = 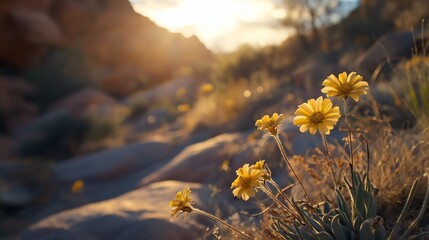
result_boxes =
[240,177,252,189]
[338,83,350,95]
[310,112,324,124]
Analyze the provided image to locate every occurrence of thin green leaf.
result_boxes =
[331,214,351,240]
[359,219,375,240]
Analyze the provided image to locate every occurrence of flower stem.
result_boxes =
[343,99,354,189]
[267,180,302,221]
[268,180,293,205]
[359,134,371,191]
[321,133,338,188]
[274,135,313,206]
[260,186,303,223]
[193,208,254,240]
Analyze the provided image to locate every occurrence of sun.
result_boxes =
[131,0,289,52]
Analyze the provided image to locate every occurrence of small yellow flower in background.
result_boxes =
[231,164,262,201]
[255,113,285,136]
[199,83,214,95]
[321,71,368,102]
[293,97,341,135]
[170,187,193,220]
[219,159,231,172]
[71,180,84,193]
[177,104,191,113]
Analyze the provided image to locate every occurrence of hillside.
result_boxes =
[0,0,428,239]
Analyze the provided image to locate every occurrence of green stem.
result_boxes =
[387,178,420,240]
[267,180,302,221]
[400,176,429,240]
[193,208,254,240]
[359,134,371,191]
[274,135,313,206]
[343,99,354,189]
[321,133,338,188]
[260,186,302,223]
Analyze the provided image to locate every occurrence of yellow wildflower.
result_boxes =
[71,180,84,193]
[321,72,368,102]
[199,83,214,95]
[252,160,265,171]
[177,104,191,113]
[170,187,193,220]
[252,160,271,181]
[255,113,285,135]
[231,164,262,201]
[293,97,341,135]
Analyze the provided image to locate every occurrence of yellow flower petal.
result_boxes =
[255,113,285,135]
[231,163,262,201]
[321,71,369,102]
[293,97,341,135]
[169,187,193,220]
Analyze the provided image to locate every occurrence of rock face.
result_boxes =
[50,88,118,114]
[20,181,212,240]
[50,88,130,126]
[140,133,246,186]
[290,62,339,97]
[14,110,87,158]
[52,140,175,182]
[355,31,423,78]
[126,76,206,109]
[0,0,213,96]
[0,76,37,133]
[20,180,261,240]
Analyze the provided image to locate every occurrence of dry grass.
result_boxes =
[286,108,429,233]
[184,72,278,131]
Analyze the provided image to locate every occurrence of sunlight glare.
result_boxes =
[131,0,289,52]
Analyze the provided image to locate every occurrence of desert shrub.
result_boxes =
[212,45,269,84]
[402,55,429,117]
[24,48,93,111]
[16,110,87,159]
[169,71,429,239]
[16,109,125,160]
[185,71,279,132]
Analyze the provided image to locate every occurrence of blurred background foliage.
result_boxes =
[0,0,428,238]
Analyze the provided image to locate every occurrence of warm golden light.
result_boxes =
[131,0,289,52]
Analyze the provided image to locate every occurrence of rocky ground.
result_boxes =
[0,0,426,239]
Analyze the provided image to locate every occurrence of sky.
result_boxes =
[130,0,358,53]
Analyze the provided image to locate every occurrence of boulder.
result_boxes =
[50,88,130,146]
[0,160,50,209]
[358,83,416,129]
[20,181,245,240]
[0,76,38,133]
[134,108,175,133]
[0,182,37,208]
[140,133,246,186]
[8,8,63,46]
[50,0,100,40]
[0,4,62,68]
[126,76,206,109]
[0,135,14,159]
[52,140,175,182]
[0,0,213,89]
[355,31,422,78]
[50,88,129,123]
[50,88,118,114]
[13,110,87,159]
[290,62,339,98]
[98,67,150,98]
